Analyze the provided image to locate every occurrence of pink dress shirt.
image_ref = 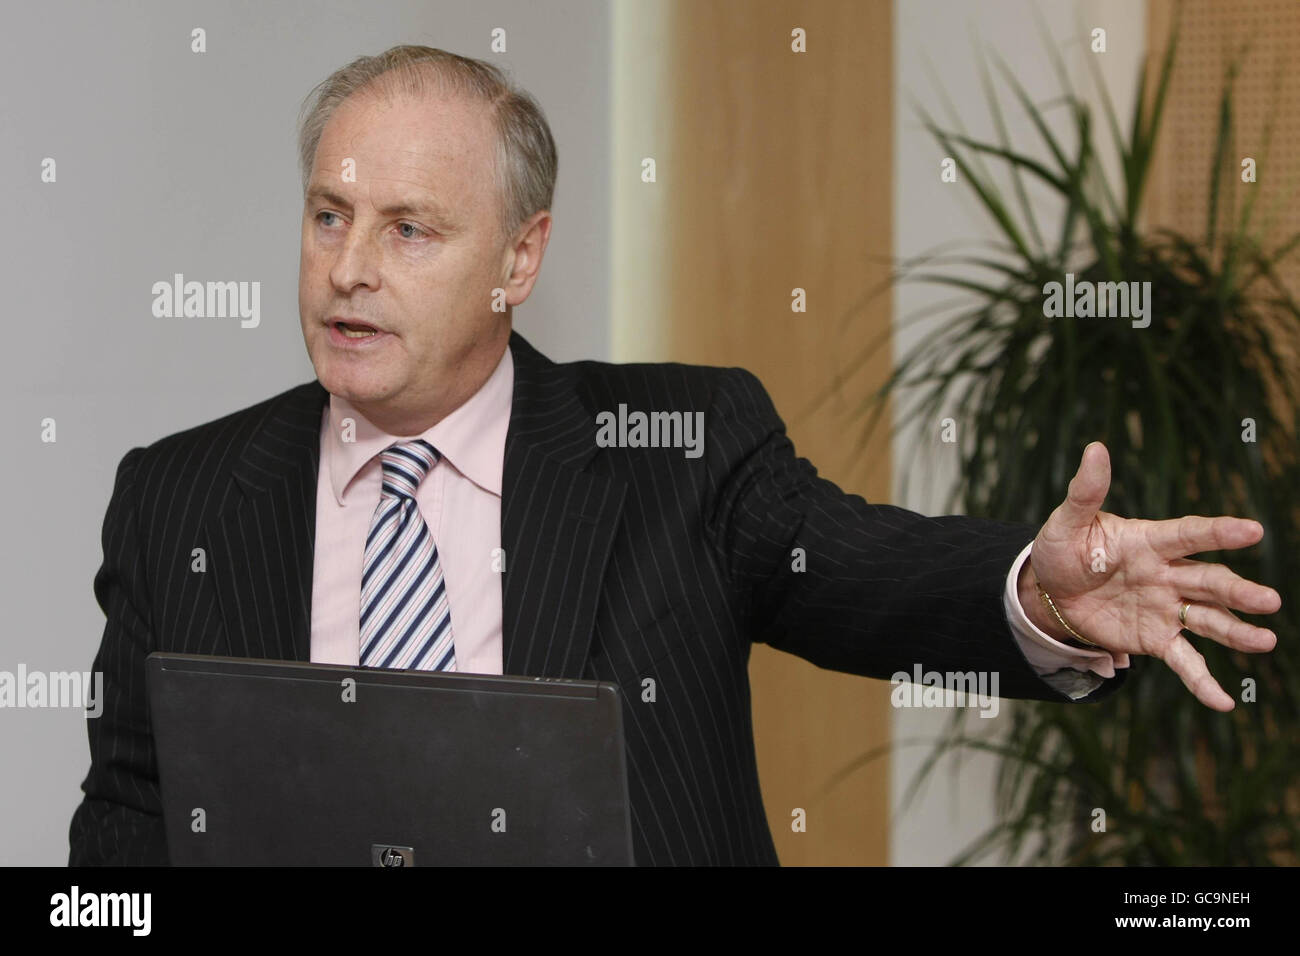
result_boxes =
[309,343,1125,697]
[310,345,513,675]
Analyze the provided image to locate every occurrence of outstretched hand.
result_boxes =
[1021,441,1281,711]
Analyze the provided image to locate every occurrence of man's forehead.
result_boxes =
[319,89,491,158]
[313,152,443,194]
[311,92,492,204]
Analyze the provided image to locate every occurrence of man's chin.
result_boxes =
[316,370,399,409]
[327,388,396,413]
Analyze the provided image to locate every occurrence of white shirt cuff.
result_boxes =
[1003,541,1129,698]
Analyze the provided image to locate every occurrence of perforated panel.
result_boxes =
[1146,0,1300,432]
[1147,0,1300,287]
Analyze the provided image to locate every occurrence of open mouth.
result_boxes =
[334,320,380,338]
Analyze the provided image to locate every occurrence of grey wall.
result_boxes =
[0,0,610,865]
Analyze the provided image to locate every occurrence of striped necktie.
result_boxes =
[359,439,456,671]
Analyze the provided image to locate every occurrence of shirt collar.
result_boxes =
[324,344,514,505]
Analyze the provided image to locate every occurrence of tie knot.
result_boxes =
[379,439,440,499]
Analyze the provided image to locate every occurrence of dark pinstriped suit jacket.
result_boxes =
[68,329,1124,866]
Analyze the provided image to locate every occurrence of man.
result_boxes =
[68,46,1281,866]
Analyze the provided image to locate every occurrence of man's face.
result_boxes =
[298,87,513,432]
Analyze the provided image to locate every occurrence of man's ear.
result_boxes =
[500,210,553,307]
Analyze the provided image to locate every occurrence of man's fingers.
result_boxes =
[1180,601,1278,653]
[1149,515,1265,560]
[1161,633,1235,711]
[1167,558,1282,614]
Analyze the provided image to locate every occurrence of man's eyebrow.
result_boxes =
[305,185,456,224]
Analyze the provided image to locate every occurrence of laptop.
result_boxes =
[145,653,633,866]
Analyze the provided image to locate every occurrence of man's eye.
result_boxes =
[316,211,340,227]
[398,222,428,240]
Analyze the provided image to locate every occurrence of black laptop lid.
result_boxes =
[145,653,633,866]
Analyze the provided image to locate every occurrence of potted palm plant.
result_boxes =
[834,16,1300,864]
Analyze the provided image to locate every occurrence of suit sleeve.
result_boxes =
[68,447,170,865]
[701,367,1126,704]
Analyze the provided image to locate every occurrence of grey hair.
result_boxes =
[296,45,557,242]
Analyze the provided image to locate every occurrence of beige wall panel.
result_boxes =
[659,0,895,864]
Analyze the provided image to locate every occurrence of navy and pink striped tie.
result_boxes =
[359,439,456,671]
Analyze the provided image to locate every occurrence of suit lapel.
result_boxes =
[211,379,328,663]
[210,329,624,679]
[501,330,626,677]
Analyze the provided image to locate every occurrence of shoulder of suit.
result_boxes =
[560,355,764,411]
[123,379,322,479]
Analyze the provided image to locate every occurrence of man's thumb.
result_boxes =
[1056,441,1110,531]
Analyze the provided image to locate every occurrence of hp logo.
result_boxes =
[371,844,415,867]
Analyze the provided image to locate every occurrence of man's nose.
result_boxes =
[330,227,381,291]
